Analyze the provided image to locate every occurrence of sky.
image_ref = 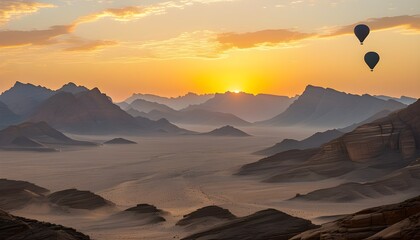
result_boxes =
[0,0,419,101]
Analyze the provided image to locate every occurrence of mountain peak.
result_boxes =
[12,81,37,89]
[58,82,88,94]
[13,81,24,87]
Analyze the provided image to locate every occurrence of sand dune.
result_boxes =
[104,138,137,144]
[182,208,318,240]
[176,205,236,230]
[0,179,49,210]
[48,189,114,210]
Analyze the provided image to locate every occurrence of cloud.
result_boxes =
[73,0,240,27]
[217,29,316,49]
[136,31,223,59]
[75,6,158,25]
[64,39,117,51]
[0,0,55,25]
[216,15,420,50]
[0,25,74,47]
[324,15,420,36]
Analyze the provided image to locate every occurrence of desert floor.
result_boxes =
[0,125,413,240]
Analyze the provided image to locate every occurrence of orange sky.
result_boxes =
[0,0,419,101]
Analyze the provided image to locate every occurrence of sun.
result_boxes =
[232,89,241,93]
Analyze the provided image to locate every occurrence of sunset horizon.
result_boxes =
[0,0,419,101]
[0,1,419,240]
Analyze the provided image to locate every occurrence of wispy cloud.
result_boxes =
[0,25,73,47]
[63,37,117,52]
[74,6,159,25]
[73,0,240,26]
[216,15,420,50]
[217,29,316,49]
[0,0,55,25]
[135,31,223,59]
[323,15,420,36]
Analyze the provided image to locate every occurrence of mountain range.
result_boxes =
[183,92,296,122]
[124,92,214,110]
[0,101,21,129]
[0,82,88,117]
[132,107,250,126]
[375,95,417,105]
[1,81,417,134]
[28,88,189,134]
[259,85,407,128]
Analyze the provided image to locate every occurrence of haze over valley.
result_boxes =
[0,0,419,239]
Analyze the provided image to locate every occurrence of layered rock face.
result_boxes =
[0,209,91,240]
[239,100,420,183]
[340,120,415,162]
[291,195,420,240]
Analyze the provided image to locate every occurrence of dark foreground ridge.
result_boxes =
[291,195,420,240]
[0,209,91,240]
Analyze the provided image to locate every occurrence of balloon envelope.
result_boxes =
[364,52,380,71]
[354,24,370,45]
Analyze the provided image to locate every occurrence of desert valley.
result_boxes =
[1,0,419,239]
[0,81,419,240]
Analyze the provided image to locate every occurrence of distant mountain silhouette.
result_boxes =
[136,107,250,126]
[57,82,89,94]
[0,82,90,118]
[239,99,420,183]
[0,122,95,150]
[0,82,55,117]
[256,129,344,155]
[123,98,175,113]
[259,85,407,128]
[375,95,417,105]
[201,125,251,137]
[124,92,214,110]
[183,92,296,122]
[0,101,20,129]
[28,88,189,134]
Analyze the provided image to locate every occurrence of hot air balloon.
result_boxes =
[364,52,380,71]
[354,24,370,45]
